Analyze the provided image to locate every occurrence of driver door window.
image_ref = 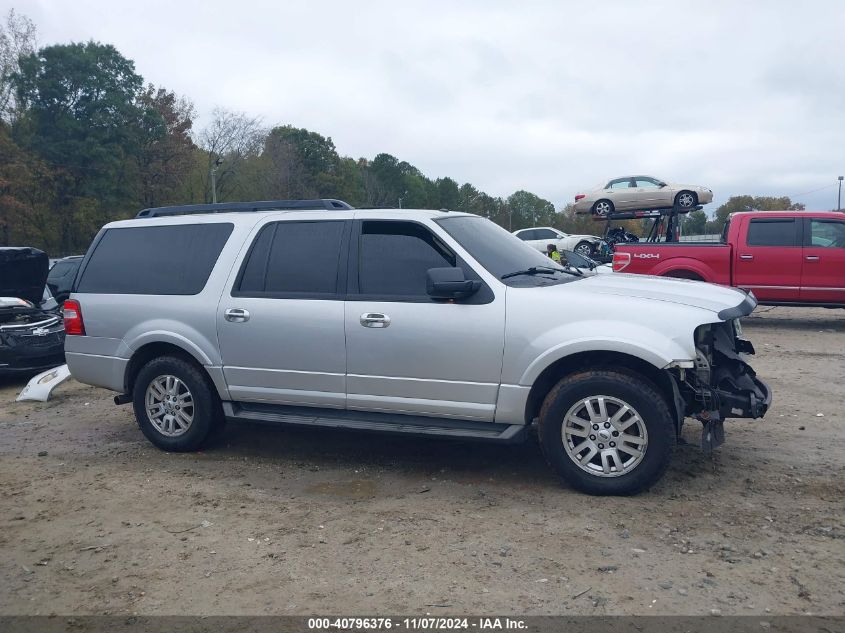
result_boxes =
[809,219,845,248]
[358,220,456,299]
[635,178,659,188]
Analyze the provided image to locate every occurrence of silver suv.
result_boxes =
[64,200,770,495]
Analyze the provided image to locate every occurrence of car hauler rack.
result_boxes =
[592,204,703,244]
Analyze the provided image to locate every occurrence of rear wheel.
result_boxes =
[132,356,222,452]
[593,200,614,216]
[537,369,675,495]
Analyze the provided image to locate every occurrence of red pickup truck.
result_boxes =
[612,211,845,306]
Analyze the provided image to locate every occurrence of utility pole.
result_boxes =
[838,176,843,212]
[210,157,223,204]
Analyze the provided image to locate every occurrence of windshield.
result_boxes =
[437,216,584,287]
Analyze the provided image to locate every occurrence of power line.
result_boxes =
[787,183,836,199]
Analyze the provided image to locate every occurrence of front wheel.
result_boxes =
[537,369,675,495]
[132,356,223,452]
[675,191,697,209]
[574,241,594,257]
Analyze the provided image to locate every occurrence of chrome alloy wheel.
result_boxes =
[677,192,696,208]
[145,375,194,437]
[561,396,648,477]
[594,201,612,216]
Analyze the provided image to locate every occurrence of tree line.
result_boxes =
[0,10,807,257]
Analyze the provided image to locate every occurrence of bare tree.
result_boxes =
[0,9,37,123]
[195,107,266,202]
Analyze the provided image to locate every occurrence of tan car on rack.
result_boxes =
[574,175,713,216]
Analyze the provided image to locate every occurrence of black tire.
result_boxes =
[675,190,697,209]
[574,241,594,257]
[592,199,614,216]
[537,369,675,495]
[132,356,223,452]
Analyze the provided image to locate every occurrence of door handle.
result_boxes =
[224,308,250,323]
[805,255,820,261]
[739,254,754,261]
[360,312,390,328]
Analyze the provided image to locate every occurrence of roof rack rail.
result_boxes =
[136,199,354,218]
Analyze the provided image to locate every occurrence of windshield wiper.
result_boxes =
[500,265,579,280]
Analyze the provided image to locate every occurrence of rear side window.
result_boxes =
[48,261,76,279]
[359,221,455,297]
[77,223,233,295]
[746,218,797,247]
[236,220,345,297]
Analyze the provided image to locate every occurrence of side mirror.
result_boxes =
[426,267,480,300]
[658,182,668,188]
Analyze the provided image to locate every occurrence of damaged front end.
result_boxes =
[0,247,66,374]
[0,299,66,373]
[672,308,771,451]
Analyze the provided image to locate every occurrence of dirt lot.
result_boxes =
[0,307,843,616]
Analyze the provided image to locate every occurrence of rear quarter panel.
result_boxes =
[615,243,732,285]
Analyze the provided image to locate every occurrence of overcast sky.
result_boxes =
[10,0,845,212]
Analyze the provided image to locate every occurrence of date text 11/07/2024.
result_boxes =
[307,617,528,630]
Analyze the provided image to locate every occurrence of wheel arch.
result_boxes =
[662,269,705,281]
[651,258,715,282]
[674,189,698,206]
[124,341,227,400]
[523,350,682,432]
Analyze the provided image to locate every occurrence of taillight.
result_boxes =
[574,194,586,202]
[612,252,631,272]
[63,299,85,335]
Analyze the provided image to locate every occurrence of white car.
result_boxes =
[513,226,603,257]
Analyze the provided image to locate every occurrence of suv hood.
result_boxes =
[576,273,751,315]
[0,247,49,304]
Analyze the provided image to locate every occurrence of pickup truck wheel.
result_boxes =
[132,356,222,452]
[675,191,697,209]
[593,200,614,216]
[538,370,675,495]
[574,241,594,257]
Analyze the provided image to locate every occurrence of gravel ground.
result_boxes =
[0,306,843,616]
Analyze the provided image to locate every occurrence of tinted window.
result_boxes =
[77,223,233,295]
[746,219,797,247]
[516,229,535,240]
[809,220,845,248]
[237,221,344,296]
[48,260,76,279]
[359,221,455,297]
[533,229,558,239]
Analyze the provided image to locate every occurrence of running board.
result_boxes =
[223,402,527,443]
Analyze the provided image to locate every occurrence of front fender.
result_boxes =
[510,320,697,387]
